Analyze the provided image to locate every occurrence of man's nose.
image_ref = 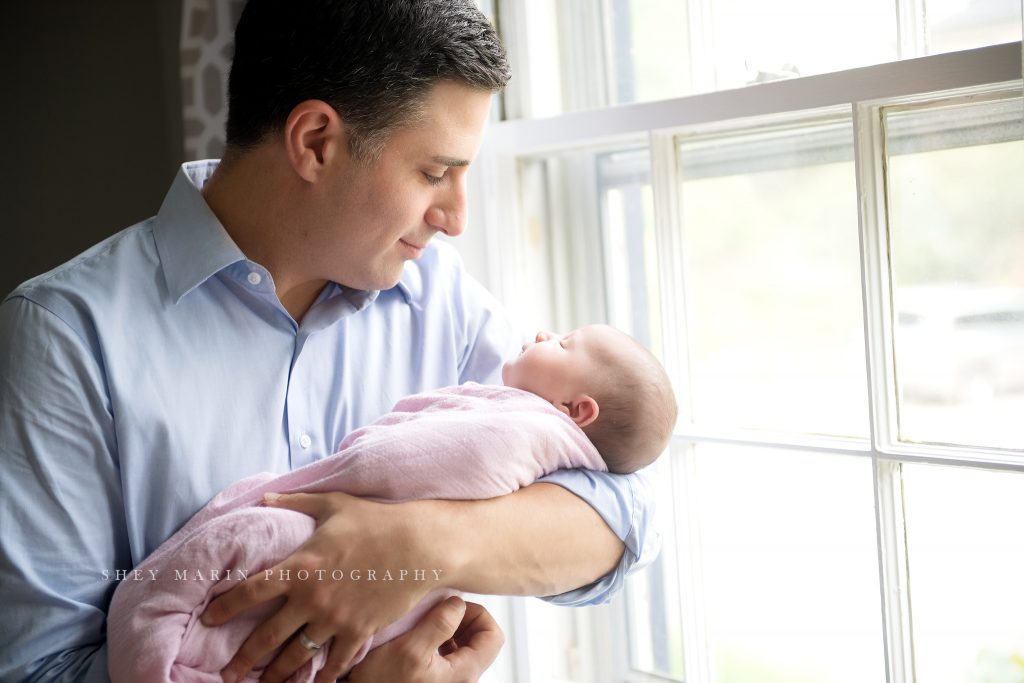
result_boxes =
[425,177,468,237]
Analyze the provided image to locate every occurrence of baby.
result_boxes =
[503,324,678,474]
[107,324,676,682]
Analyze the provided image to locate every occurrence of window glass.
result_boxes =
[886,95,1024,450]
[708,0,898,91]
[624,450,685,679]
[902,463,1024,682]
[598,149,663,354]
[677,117,868,437]
[695,445,885,683]
[506,0,904,116]
[924,0,1023,55]
[606,0,691,104]
[515,144,652,335]
[514,157,563,331]
[522,599,584,681]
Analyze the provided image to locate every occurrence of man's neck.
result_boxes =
[202,151,328,322]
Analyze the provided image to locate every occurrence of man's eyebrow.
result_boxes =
[430,155,470,167]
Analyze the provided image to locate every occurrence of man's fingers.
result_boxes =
[256,624,331,683]
[201,569,285,626]
[402,595,467,655]
[443,601,505,676]
[452,601,503,646]
[263,491,360,522]
[217,604,306,683]
[262,491,323,517]
[313,638,354,683]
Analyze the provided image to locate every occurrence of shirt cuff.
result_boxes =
[535,466,662,606]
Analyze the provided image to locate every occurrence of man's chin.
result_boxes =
[333,272,402,292]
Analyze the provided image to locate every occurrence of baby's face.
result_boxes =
[502,326,605,405]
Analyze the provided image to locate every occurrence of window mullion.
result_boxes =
[651,129,710,683]
[895,0,927,59]
[649,130,693,425]
[555,0,609,112]
[685,0,717,93]
[852,101,899,458]
[872,459,916,683]
[854,99,914,683]
[507,597,534,682]
[495,0,532,120]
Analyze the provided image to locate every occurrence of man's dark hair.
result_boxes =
[226,0,511,161]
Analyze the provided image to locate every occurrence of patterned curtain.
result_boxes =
[180,0,247,159]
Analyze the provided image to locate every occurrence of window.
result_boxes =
[464,2,1023,681]
[885,95,1024,449]
[498,0,1021,116]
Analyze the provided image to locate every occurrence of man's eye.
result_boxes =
[422,171,445,186]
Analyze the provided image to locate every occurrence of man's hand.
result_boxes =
[347,596,504,683]
[201,491,452,683]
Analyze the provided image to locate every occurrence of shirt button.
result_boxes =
[299,433,312,449]
[247,272,262,286]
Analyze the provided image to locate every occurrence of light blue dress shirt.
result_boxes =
[0,160,659,682]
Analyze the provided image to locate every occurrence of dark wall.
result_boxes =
[0,0,184,298]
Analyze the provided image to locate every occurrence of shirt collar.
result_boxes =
[154,159,422,309]
[153,160,247,304]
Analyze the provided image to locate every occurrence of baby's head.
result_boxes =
[502,324,677,474]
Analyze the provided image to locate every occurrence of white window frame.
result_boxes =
[463,40,1023,683]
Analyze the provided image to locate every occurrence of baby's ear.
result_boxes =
[565,395,599,428]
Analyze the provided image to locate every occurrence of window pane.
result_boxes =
[695,445,884,683]
[598,149,663,353]
[514,157,563,331]
[677,118,868,437]
[925,0,1023,55]
[606,0,691,104]
[515,144,653,335]
[522,599,586,681]
[902,463,1024,682]
[709,0,898,90]
[886,95,1024,450]
[625,451,684,679]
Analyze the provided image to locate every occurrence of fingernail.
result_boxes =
[263,492,280,503]
[221,669,237,683]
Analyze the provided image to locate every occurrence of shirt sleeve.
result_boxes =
[0,295,128,682]
[535,466,662,606]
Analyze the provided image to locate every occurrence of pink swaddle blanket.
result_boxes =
[107,383,606,682]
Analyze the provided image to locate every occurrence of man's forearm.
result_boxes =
[425,482,625,596]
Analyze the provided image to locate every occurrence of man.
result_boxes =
[0,1,658,681]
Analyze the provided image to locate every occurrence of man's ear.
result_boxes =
[564,395,599,429]
[283,99,347,183]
